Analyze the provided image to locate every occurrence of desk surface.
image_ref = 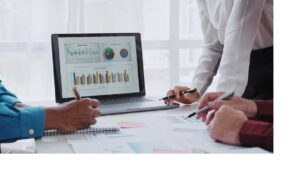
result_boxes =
[34,101,268,153]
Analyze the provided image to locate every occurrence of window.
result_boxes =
[0,0,205,100]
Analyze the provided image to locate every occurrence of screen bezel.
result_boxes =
[51,33,146,103]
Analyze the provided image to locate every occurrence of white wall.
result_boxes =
[0,0,212,101]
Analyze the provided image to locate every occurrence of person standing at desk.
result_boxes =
[165,0,273,105]
[0,80,101,147]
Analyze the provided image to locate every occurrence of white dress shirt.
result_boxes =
[192,0,273,96]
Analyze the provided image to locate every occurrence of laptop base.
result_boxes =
[99,100,179,116]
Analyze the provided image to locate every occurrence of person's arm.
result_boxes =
[239,120,273,152]
[191,1,223,96]
[255,100,273,117]
[0,81,44,143]
[216,0,268,96]
[0,98,102,143]
[0,81,101,143]
[207,104,273,152]
[0,103,45,143]
[0,80,20,105]
[249,100,273,122]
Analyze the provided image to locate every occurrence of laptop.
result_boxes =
[51,33,179,115]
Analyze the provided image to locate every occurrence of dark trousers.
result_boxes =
[242,46,273,100]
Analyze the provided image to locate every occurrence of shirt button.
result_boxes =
[29,129,35,135]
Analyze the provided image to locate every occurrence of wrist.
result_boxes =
[45,107,63,130]
[237,118,248,145]
[234,113,248,145]
[245,100,257,118]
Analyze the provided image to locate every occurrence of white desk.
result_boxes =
[34,101,268,153]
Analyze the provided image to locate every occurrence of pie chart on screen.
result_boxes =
[103,47,115,60]
[120,48,129,58]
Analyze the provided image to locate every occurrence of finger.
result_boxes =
[166,90,175,100]
[198,92,225,109]
[92,109,101,118]
[197,105,214,121]
[166,89,174,97]
[177,93,191,103]
[207,121,213,132]
[165,100,171,106]
[207,116,218,137]
[196,111,208,122]
[198,100,222,120]
[197,108,210,121]
[165,90,175,104]
[201,110,211,124]
[208,100,226,110]
[89,118,97,125]
[199,99,227,119]
[88,98,100,108]
[164,100,168,105]
[165,90,173,104]
[173,87,183,100]
[205,110,216,125]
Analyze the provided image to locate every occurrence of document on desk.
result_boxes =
[66,115,268,153]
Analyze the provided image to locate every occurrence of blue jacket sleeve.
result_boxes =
[0,103,45,143]
[0,81,45,142]
[0,80,20,105]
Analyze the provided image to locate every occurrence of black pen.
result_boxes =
[184,90,235,119]
[159,88,197,101]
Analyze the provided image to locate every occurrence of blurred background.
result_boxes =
[0,0,216,101]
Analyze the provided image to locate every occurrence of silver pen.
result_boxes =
[184,90,235,119]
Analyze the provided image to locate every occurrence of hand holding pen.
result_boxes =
[163,86,200,105]
[184,91,235,119]
[44,87,101,133]
[196,91,258,123]
[160,88,197,101]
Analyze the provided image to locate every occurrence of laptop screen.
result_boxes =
[52,33,145,103]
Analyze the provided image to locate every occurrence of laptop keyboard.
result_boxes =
[99,97,153,105]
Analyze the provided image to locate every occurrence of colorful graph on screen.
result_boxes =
[120,48,129,58]
[73,70,130,85]
[102,47,115,61]
[65,43,101,64]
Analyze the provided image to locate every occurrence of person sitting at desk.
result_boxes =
[165,0,273,105]
[197,92,273,152]
[0,80,101,144]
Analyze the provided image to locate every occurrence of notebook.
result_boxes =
[43,127,120,136]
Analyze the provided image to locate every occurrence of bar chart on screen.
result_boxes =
[67,65,135,91]
[72,69,130,85]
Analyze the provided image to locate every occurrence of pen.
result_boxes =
[184,90,235,119]
[159,88,197,101]
[72,86,81,100]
